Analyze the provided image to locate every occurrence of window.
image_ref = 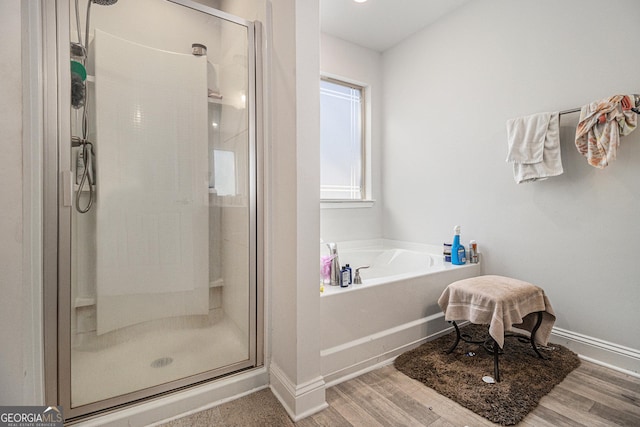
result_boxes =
[320,77,365,200]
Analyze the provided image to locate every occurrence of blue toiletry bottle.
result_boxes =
[451,225,466,265]
[345,264,352,284]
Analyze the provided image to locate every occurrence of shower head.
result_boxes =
[92,0,118,5]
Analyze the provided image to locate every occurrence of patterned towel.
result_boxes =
[575,94,637,169]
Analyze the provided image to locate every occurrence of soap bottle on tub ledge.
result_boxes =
[468,240,479,264]
[340,264,352,287]
[451,225,467,265]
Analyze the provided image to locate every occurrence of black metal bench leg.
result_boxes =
[446,312,545,382]
[446,321,461,354]
[530,311,545,359]
[492,337,501,382]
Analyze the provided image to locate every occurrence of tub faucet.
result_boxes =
[353,266,370,284]
[326,243,340,286]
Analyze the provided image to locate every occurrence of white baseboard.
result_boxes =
[320,315,640,388]
[269,362,328,422]
[321,312,452,386]
[77,368,269,427]
[551,327,640,378]
[324,357,396,389]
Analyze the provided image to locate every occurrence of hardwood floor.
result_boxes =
[297,361,640,427]
[163,360,640,426]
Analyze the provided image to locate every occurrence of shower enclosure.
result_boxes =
[43,0,262,420]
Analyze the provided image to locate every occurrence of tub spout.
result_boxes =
[326,243,340,286]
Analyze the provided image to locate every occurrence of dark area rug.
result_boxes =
[394,324,581,425]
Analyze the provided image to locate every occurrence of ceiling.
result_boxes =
[320,0,471,52]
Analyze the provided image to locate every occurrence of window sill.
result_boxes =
[320,199,375,209]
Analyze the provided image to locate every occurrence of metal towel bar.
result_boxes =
[559,93,640,116]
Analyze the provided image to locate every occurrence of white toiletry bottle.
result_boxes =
[469,240,478,263]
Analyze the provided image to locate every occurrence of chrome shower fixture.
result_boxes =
[71,0,118,213]
[83,0,119,49]
[192,43,207,56]
[632,94,640,115]
[70,42,86,59]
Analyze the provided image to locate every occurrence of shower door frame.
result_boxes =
[42,0,263,421]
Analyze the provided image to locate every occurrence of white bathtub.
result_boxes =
[322,244,444,293]
[320,239,481,385]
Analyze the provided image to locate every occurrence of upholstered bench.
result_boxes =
[438,275,556,382]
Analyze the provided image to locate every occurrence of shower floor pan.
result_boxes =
[70,315,248,407]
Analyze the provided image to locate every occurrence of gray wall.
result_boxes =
[382,0,640,353]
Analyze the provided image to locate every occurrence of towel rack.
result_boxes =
[559,93,640,116]
[559,107,581,115]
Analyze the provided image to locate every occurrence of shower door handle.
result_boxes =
[62,170,72,207]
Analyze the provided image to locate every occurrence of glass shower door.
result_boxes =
[61,0,257,417]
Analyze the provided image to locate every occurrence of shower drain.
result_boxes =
[150,357,174,368]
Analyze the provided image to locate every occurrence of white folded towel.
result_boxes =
[506,112,563,184]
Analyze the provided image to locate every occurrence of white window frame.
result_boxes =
[320,75,372,207]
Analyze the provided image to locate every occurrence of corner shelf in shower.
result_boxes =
[73,281,221,309]
[75,297,96,308]
[208,90,223,100]
[208,97,228,106]
[208,95,244,109]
